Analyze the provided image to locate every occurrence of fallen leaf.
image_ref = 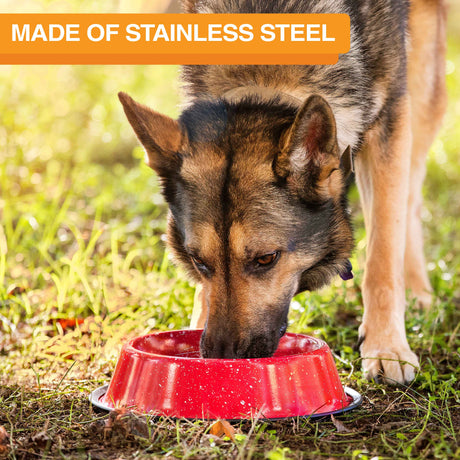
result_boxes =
[209,420,236,441]
[104,408,149,440]
[331,415,353,433]
[56,318,85,330]
[0,425,9,453]
[31,430,52,449]
[7,285,26,296]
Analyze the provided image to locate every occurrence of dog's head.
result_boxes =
[119,92,353,359]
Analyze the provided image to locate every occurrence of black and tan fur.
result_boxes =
[119,0,447,384]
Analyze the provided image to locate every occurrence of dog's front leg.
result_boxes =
[355,95,419,385]
[190,284,207,328]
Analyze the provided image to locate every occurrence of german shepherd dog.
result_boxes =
[119,0,447,384]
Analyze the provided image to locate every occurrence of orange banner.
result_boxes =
[0,14,350,65]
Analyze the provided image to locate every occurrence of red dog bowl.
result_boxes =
[90,329,361,420]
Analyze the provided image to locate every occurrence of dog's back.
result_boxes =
[181,0,409,152]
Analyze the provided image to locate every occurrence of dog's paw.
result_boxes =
[359,334,419,385]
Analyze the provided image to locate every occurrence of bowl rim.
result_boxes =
[125,329,329,364]
[89,384,363,420]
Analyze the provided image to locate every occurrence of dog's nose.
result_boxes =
[200,329,279,359]
[200,331,235,359]
[200,330,240,359]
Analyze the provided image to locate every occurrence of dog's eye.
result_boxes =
[191,255,211,275]
[191,255,205,267]
[255,251,279,267]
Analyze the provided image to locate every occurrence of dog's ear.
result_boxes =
[275,95,345,200]
[118,92,186,177]
[276,95,339,178]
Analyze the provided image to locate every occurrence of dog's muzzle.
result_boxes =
[200,324,286,359]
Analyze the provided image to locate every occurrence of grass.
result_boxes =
[0,2,459,459]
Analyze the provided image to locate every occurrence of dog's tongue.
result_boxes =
[340,260,353,281]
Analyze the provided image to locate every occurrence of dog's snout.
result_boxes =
[200,330,240,359]
[200,328,279,359]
